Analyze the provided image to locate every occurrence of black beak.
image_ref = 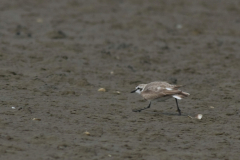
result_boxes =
[131,89,137,93]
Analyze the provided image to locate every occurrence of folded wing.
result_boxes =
[141,87,182,100]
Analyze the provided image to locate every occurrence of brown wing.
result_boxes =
[141,88,182,100]
[146,81,182,90]
[173,85,183,89]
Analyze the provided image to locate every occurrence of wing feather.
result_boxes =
[141,87,182,100]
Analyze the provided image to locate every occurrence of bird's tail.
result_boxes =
[181,91,190,97]
[172,91,190,100]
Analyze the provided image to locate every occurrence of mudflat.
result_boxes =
[0,0,240,159]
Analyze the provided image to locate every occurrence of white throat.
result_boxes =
[135,89,142,94]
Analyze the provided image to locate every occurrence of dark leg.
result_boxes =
[132,101,151,112]
[175,99,181,115]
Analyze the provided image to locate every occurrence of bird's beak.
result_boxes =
[131,89,137,93]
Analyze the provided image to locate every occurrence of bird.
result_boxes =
[130,81,190,115]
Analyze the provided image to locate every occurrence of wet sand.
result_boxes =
[0,0,240,159]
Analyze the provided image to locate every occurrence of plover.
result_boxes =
[131,81,190,115]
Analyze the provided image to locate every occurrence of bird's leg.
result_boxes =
[175,99,181,115]
[133,101,151,112]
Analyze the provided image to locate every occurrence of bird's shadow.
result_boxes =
[132,109,190,117]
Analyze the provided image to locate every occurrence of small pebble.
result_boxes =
[11,106,16,109]
[113,91,121,94]
[32,118,41,121]
[84,131,90,135]
[176,24,183,29]
[36,18,43,23]
[98,88,106,92]
[188,114,203,120]
[197,114,203,120]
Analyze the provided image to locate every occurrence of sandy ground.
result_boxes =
[0,0,240,159]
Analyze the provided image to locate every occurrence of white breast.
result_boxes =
[135,90,141,94]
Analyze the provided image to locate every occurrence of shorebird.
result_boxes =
[131,81,190,115]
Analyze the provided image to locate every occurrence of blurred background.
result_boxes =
[0,0,239,159]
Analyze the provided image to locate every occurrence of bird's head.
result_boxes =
[131,84,146,94]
